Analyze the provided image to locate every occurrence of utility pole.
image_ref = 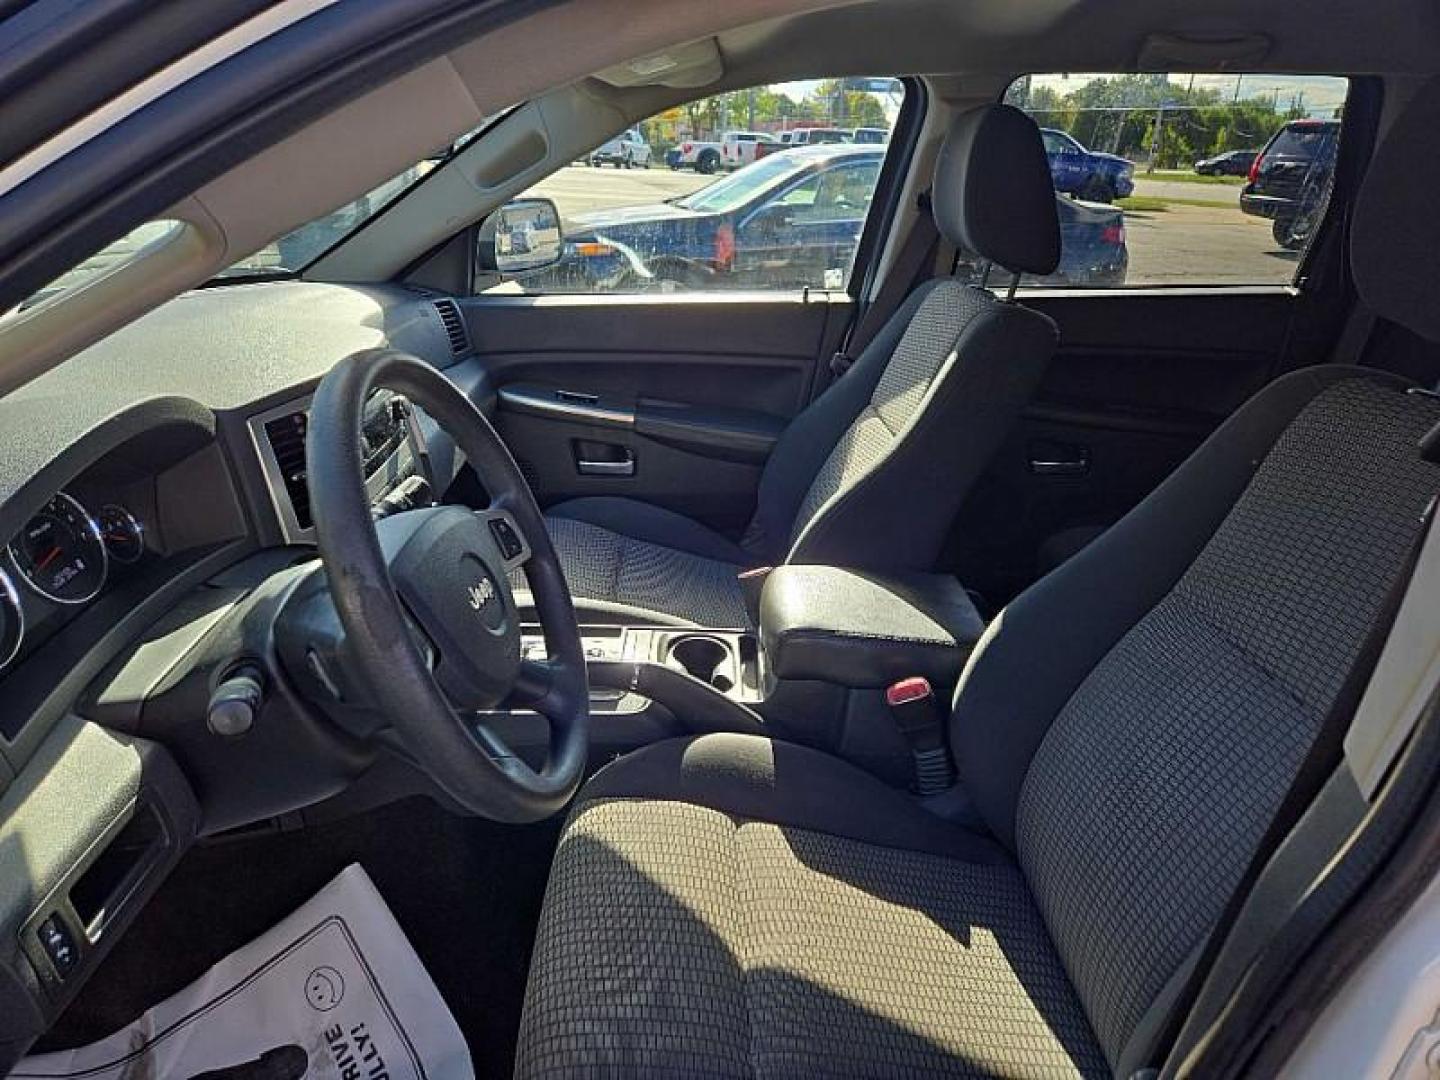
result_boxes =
[1150,103,1165,173]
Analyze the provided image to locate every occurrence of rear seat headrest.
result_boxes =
[1353,77,1440,342]
[931,104,1060,277]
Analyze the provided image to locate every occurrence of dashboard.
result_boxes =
[0,281,486,1066]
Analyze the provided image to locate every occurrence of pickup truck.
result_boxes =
[670,132,779,173]
[1040,128,1135,203]
[589,128,651,168]
[668,139,723,174]
[720,131,779,170]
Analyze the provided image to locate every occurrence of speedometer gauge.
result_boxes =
[0,568,21,670]
[8,493,108,604]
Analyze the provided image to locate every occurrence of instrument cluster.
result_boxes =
[0,493,147,672]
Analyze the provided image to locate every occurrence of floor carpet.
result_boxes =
[38,796,562,1078]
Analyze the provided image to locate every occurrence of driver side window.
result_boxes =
[479,79,903,296]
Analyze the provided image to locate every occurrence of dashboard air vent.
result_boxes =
[433,298,469,356]
[262,410,312,530]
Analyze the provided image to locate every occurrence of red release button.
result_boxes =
[886,676,933,707]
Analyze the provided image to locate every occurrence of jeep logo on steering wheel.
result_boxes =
[467,578,497,611]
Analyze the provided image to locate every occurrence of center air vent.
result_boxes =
[433,298,470,356]
[262,410,311,531]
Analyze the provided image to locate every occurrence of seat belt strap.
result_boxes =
[830,189,937,379]
[1331,299,1378,366]
[1148,493,1438,1077]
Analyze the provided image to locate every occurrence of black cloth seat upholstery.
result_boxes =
[535,103,1062,627]
[516,84,1440,1079]
[517,364,1440,1080]
[517,734,1109,1079]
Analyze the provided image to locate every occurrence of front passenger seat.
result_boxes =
[539,104,1061,627]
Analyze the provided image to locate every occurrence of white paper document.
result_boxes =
[16,864,474,1080]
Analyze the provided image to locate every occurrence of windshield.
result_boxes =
[674,154,810,214]
[216,162,437,280]
[214,114,502,280]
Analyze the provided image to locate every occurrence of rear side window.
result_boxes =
[989,74,1350,289]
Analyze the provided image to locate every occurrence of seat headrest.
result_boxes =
[1353,77,1440,341]
[931,104,1060,277]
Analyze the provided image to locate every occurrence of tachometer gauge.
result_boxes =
[99,504,146,564]
[0,568,21,670]
[8,493,108,604]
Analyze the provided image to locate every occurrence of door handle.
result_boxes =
[576,448,635,477]
[1029,446,1091,477]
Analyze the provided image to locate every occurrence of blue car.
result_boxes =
[530,145,1127,292]
[1041,128,1135,203]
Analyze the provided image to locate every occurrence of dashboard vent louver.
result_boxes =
[262,410,312,531]
[433,298,470,356]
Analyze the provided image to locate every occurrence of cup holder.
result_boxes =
[666,635,736,693]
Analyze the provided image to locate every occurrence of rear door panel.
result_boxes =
[947,289,1295,603]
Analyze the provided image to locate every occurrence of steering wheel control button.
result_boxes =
[207,665,265,737]
[36,914,79,979]
[489,517,525,561]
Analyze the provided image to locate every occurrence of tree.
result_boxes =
[807,80,888,128]
[1006,74,1307,166]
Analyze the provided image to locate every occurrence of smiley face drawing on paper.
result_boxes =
[304,966,346,1011]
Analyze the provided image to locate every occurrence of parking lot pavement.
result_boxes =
[1123,204,1297,286]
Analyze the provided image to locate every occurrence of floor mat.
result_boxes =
[38,798,561,1079]
[18,865,472,1079]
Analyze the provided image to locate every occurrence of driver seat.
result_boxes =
[514,86,1440,1077]
[534,103,1061,627]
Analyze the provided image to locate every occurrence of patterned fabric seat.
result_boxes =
[515,369,1440,1078]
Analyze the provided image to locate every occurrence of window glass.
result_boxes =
[991,74,1349,288]
[220,162,438,279]
[482,78,903,295]
[7,220,184,316]
[215,116,502,280]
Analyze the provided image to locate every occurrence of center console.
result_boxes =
[500,564,986,790]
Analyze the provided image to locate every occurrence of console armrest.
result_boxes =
[759,566,984,689]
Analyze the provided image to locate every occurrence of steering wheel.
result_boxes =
[304,348,588,822]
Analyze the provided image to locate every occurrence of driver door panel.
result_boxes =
[468,293,848,536]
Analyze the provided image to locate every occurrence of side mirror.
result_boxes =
[477,198,564,274]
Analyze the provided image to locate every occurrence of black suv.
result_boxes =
[1240,118,1341,250]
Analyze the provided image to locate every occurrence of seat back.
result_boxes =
[739,105,1060,571]
[953,79,1440,1071]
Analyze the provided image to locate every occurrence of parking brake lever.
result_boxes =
[588,659,766,737]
